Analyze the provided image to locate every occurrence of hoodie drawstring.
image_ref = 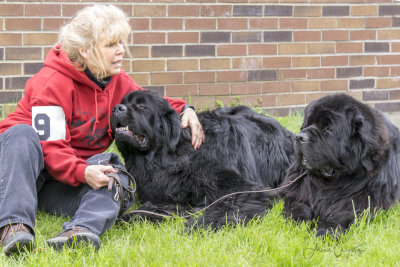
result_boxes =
[107,90,114,141]
[92,89,100,135]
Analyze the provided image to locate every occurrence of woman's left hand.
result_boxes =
[181,108,205,150]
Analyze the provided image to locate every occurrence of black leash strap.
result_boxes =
[125,171,308,219]
[106,168,137,216]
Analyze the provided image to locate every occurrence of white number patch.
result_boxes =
[32,106,66,141]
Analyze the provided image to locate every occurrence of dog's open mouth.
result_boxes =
[301,155,336,178]
[116,126,149,148]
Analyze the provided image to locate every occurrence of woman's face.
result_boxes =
[82,40,126,79]
[100,40,125,78]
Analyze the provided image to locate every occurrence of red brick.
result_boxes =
[62,4,91,17]
[129,18,149,30]
[168,32,199,44]
[218,18,248,30]
[185,72,215,83]
[351,5,378,16]
[280,18,307,29]
[393,42,400,52]
[129,46,149,58]
[378,30,400,40]
[24,33,58,45]
[279,43,306,55]
[336,42,362,53]
[132,60,164,72]
[249,18,278,29]
[151,72,183,85]
[337,18,364,28]
[216,71,247,82]
[366,17,391,28]
[308,43,335,54]
[321,80,348,91]
[26,4,61,17]
[377,78,400,89]
[201,5,232,17]
[263,57,291,68]
[350,55,375,66]
[217,45,247,56]
[309,18,336,29]
[134,5,166,17]
[166,85,198,97]
[292,81,320,92]
[365,67,390,77]
[44,18,69,31]
[308,68,335,79]
[0,34,22,45]
[201,59,231,70]
[262,82,291,94]
[199,84,230,95]
[152,18,183,30]
[277,93,305,106]
[377,55,400,65]
[321,56,349,66]
[186,19,216,30]
[248,44,277,55]
[248,95,276,108]
[0,4,23,16]
[293,31,321,42]
[133,33,165,44]
[167,59,198,71]
[322,30,349,41]
[168,5,200,16]
[391,66,400,77]
[278,69,305,80]
[231,83,261,95]
[130,73,149,86]
[0,63,21,75]
[350,30,376,40]
[232,58,262,70]
[292,57,320,68]
[6,18,41,31]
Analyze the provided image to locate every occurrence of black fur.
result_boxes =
[110,90,295,228]
[282,94,400,237]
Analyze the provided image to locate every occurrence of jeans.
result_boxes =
[0,124,135,236]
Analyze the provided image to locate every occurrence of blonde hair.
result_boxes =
[59,4,131,79]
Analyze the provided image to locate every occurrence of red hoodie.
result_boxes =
[0,46,186,186]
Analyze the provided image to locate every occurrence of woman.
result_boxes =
[0,4,204,255]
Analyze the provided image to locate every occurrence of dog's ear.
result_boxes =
[353,109,389,172]
[163,109,182,153]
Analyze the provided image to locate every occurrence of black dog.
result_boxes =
[282,93,400,237]
[110,90,295,227]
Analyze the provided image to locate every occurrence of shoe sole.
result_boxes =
[47,233,101,251]
[3,232,35,256]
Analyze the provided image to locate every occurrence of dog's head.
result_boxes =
[110,90,182,155]
[295,94,390,180]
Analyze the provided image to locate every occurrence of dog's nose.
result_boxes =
[295,132,309,144]
[112,104,127,114]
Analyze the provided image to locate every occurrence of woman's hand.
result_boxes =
[84,165,117,190]
[181,108,205,150]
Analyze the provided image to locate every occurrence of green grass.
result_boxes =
[2,113,400,266]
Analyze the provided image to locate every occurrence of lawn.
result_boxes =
[2,113,400,266]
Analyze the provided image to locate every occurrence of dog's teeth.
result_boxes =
[125,126,129,131]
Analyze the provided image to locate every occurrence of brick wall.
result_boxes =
[1,1,400,116]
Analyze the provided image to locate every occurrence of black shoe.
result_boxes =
[0,223,35,256]
[47,227,101,251]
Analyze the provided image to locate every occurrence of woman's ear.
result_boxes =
[78,47,89,59]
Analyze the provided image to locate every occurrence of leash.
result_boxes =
[106,168,137,216]
[123,171,308,220]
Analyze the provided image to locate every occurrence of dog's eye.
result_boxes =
[323,126,333,134]
[136,104,148,110]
